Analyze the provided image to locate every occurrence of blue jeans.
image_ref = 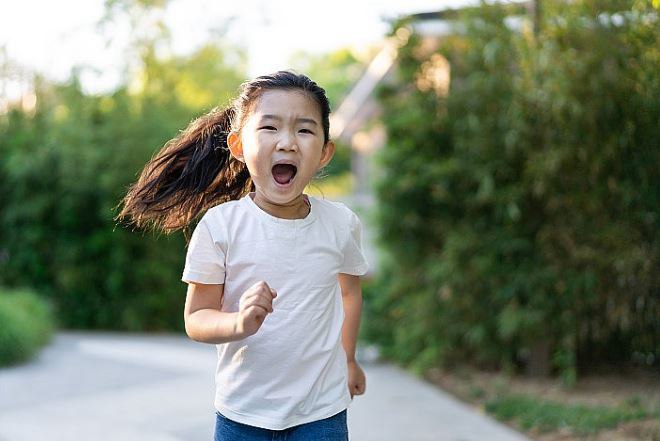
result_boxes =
[214,409,349,441]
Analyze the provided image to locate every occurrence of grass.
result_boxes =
[423,366,660,439]
[485,393,659,435]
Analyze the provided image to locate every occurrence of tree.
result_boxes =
[0,41,246,330]
[366,0,659,381]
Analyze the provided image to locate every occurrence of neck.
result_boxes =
[250,192,310,219]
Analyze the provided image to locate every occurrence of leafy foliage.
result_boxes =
[366,1,659,379]
[0,287,56,367]
[0,36,368,331]
[0,44,245,331]
[290,47,368,178]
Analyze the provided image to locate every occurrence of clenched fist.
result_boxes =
[348,359,366,399]
[235,281,277,338]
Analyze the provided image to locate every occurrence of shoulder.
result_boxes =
[311,196,353,218]
[204,198,246,221]
[309,196,360,230]
[197,198,246,235]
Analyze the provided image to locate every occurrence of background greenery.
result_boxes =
[364,0,659,382]
[1,43,242,331]
[290,47,368,180]
[0,23,364,332]
[1,0,657,385]
[0,287,55,367]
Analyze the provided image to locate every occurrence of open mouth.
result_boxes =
[272,164,297,185]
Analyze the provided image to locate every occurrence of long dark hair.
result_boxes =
[115,70,331,238]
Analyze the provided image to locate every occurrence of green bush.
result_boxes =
[0,287,56,367]
[367,1,659,378]
[0,42,364,332]
[0,45,244,332]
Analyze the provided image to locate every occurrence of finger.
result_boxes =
[260,294,275,311]
[245,290,273,302]
[245,304,270,317]
[251,300,273,314]
[249,289,274,302]
[245,305,268,315]
[255,281,270,291]
[262,287,277,301]
[240,291,261,307]
[255,295,274,312]
[245,295,274,312]
[243,307,266,327]
[259,290,276,302]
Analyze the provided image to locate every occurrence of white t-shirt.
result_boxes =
[181,192,369,430]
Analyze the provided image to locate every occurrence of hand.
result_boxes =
[235,281,277,338]
[347,360,366,399]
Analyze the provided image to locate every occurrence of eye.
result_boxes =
[259,126,277,131]
[299,128,314,134]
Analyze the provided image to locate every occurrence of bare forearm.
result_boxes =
[185,309,244,344]
[341,292,362,363]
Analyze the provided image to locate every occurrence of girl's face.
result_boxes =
[228,89,335,210]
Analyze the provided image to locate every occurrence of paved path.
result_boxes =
[0,332,529,441]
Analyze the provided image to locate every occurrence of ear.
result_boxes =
[317,140,336,170]
[227,132,245,163]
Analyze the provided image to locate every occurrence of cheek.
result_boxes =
[239,136,260,161]
[242,150,269,178]
[244,152,262,173]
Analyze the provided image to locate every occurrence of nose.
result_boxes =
[276,131,298,152]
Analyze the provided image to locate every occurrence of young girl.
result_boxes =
[118,71,368,440]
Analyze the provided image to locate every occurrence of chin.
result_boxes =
[255,187,299,204]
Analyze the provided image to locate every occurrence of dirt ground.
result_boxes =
[423,366,660,441]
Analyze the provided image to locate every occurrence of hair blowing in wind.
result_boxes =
[114,71,331,237]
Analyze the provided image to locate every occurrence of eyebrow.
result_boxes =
[260,114,319,126]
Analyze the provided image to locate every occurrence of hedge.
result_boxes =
[0,287,56,367]
[366,1,659,381]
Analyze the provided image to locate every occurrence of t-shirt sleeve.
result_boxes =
[181,212,227,284]
[339,208,369,276]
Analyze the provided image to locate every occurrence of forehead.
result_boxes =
[250,89,322,122]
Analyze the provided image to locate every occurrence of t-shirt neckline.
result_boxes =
[243,192,317,227]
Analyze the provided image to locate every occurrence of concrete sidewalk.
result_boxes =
[0,332,529,441]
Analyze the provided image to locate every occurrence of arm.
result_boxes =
[183,282,243,344]
[339,273,367,398]
[339,273,363,362]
